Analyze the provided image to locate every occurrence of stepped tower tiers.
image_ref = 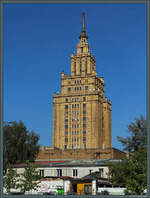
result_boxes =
[53,13,112,150]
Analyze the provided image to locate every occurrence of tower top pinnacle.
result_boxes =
[79,12,88,39]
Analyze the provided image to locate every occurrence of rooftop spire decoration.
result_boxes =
[79,12,88,39]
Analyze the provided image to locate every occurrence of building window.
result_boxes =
[65,98,68,102]
[83,117,86,121]
[65,125,68,129]
[65,137,68,142]
[83,110,86,115]
[83,130,86,135]
[65,131,68,135]
[72,104,74,108]
[39,170,44,177]
[80,87,82,91]
[85,86,88,90]
[65,118,68,122]
[81,47,83,53]
[65,111,68,116]
[83,97,86,101]
[83,144,86,149]
[68,87,71,92]
[57,169,62,177]
[64,145,67,149]
[83,137,86,142]
[73,169,78,177]
[83,124,86,128]
[83,103,86,108]
[65,105,68,109]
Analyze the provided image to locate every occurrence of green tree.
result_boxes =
[18,160,42,194]
[109,115,147,195]
[3,121,40,173]
[3,164,19,194]
[117,115,146,153]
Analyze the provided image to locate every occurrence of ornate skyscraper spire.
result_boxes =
[53,13,112,152]
[79,12,88,39]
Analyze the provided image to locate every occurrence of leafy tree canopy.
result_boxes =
[18,160,42,194]
[3,121,40,173]
[109,115,147,195]
[117,115,146,153]
[3,164,19,194]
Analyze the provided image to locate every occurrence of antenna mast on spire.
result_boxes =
[82,12,85,32]
[79,12,88,39]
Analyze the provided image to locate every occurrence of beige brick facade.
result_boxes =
[36,147,126,161]
[52,13,112,151]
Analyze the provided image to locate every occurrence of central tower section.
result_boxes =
[53,13,112,150]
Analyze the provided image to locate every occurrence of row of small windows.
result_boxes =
[75,87,82,91]
[65,122,86,130]
[72,104,79,108]
[65,137,86,143]
[65,131,86,136]
[65,97,86,102]
[64,144,86,149]
[72,98,80,102]
[75,80,81,84]
[68,86,88,92]
[72,111,79,115]
[40,169,80,177]
[72,124,79,128]
[65,104,86,109]
[65,123,86,129]
[72,137,79,142]
[72,131,79,135]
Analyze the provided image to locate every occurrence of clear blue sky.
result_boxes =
[3,3,146,151]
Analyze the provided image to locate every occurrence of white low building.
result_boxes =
[15,159,112,179]
[7,159,123,195]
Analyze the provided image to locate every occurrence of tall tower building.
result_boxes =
[53,13,112,150]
